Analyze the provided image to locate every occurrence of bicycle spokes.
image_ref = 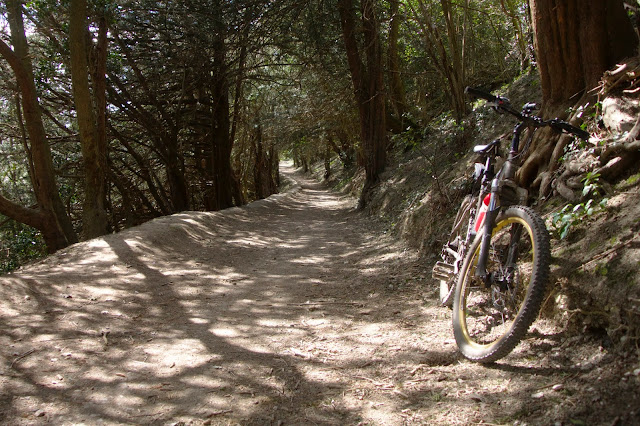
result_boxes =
[453,207,550,362]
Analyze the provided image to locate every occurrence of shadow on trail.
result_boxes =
[0,166,444,424]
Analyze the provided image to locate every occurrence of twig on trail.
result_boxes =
[533,373,580,391]
[289,347,312,359]
[11,349,35,368]
[410,364,430,375]
[351,375,395,390]
[30,336,88,343]
[579,235,637,271]
[208,409,233,417]
[287,301,363,306]
[128,411,168,418]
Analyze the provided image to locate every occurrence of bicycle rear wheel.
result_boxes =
[438,195,474,307]
[452,205,550,363]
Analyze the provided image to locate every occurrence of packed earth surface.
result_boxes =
[1,162,639,425]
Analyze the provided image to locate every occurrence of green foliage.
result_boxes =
[551,173,608,240]
[581,172,602,198]
[551,199,605,240]
[0,0,532,258]
[624,172,640,186]
[0,221,47,273]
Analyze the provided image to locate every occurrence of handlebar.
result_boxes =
[547,119,590,141]
[464,86,590,141]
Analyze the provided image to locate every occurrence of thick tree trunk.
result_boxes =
[338,0,387,209]
[165,143,189,212]
[532,0,637,107]
[69,0,108,239]
[519,0,638,188]
[0,0,77,252]
[206,19,235,211]
[208,78,234,210]
[229,13,250,207]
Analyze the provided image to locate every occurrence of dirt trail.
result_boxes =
[0,163,638,425]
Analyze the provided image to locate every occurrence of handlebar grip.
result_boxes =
[464,87,498,102]
[549,119,590,141]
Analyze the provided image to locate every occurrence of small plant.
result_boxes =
[551,199,597,239]
[551,175,608,241]
[550,171,609,239]
[581,171,602,198]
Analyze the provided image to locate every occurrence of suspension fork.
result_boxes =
[474,177,501,283]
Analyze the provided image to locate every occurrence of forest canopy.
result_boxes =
[0,0,637,269]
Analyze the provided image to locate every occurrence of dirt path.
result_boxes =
[0,163,638,425]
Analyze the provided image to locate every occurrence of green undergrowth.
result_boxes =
[0,219,47,273]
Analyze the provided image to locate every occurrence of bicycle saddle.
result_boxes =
[473,138,501,154]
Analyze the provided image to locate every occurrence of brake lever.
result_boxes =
[488,96,511,113]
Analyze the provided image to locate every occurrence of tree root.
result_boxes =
[600,138,640,164]
[553,178,579,203]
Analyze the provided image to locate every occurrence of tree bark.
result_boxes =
[531,0,637,108]
[252,124,277,200]
[0,0,77,252]
[205,8,235,211]
[69,0,108,239]
[520,0,639,188]
[338,0,387,209]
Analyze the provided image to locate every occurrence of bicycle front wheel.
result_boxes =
[452,205,550,363]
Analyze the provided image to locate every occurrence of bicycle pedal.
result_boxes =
[432,261,454,281]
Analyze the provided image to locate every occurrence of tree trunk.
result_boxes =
[69,0,108,239]
[500,0,530,70]
[409,0,468,122]
[252,124,276,200]
[440,0,468,122]
[387,0,406,123]
[110,31,189,213]
[206,13,235,211]
[519,0,638,188]
[531,0,637,108]
[338,0,387,209]
[228,11,250,207]
[165,143,189,212]
[0,0,77,252]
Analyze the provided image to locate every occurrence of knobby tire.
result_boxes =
[452,205,550,363]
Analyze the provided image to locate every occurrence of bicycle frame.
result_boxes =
[474,121,528,282]
[434,87,588,296]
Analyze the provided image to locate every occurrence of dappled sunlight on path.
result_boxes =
[2,163,634,425]
[0,163,440,424]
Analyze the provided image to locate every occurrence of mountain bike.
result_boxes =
[432,87,589,363]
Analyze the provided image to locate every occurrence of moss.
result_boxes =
[625,172,640,186]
